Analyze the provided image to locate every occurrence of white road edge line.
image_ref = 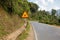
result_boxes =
[32,24,38,40]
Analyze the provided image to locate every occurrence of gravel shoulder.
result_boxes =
[25,24,34,40]
[46,24,60,28]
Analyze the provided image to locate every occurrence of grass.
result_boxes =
[16,22,30,40]
[0,26,9,37]
[0,6,24,39]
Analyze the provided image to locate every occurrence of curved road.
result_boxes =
[30,21,60,40]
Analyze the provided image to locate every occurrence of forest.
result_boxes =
[0,0,60,25]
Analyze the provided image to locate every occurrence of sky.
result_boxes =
[28,0,60,11]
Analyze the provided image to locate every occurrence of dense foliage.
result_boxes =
[0,0,30,17]
[28,2,39,13]
[30,8,60,25]
[28,2,60,25]
[0,0,60,25]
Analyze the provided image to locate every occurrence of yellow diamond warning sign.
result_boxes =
[22,11,28,18]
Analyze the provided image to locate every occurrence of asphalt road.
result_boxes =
[30,21,60,40]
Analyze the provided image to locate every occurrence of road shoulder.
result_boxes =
[25,24,34,40]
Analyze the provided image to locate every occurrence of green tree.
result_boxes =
[28,2,39,13]
[0,0,12,13]
[51,9,56,16]
[0,0,30,17]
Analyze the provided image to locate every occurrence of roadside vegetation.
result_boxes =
[16,22,30,40]
[28,2,60,26]
[0,6,24,39]
[0,0,30,39]
[0,0,60,39]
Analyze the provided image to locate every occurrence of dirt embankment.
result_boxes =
[0,6,24,39]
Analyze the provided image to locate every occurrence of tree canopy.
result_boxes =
[0,0,30,16]
[0,0,60,25]
[28,2,39,13]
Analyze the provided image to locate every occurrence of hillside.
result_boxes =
[0,6,24,39]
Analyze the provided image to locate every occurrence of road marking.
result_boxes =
[32,24,38,40]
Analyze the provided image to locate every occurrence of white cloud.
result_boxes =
[38,0,48,6]
[48,0,54,3]
[32,0,48,11]
[53,6,60,10]
[33,0,39,4]
[49,6,60,11]
[38,6,47,11]
[29,0,48,6]
[28,0,59,11]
